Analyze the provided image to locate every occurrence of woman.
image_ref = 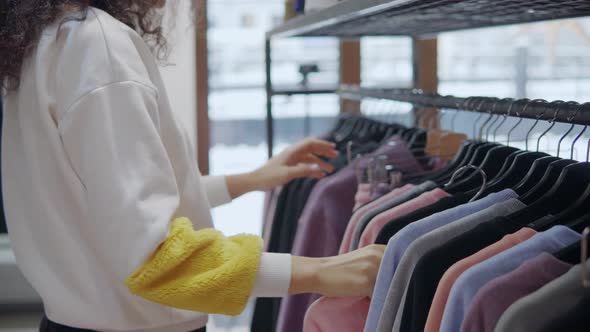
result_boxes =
[0,1,385,331]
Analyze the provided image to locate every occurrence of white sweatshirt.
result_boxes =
[2,7,290,332]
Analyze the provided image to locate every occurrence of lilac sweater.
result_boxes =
[461,252,572,332]
[440,226,580,332]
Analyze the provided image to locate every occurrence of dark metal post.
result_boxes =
[265,38,274,159]
[195,0,210,174]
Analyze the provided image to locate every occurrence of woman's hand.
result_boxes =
[254,138,339,190]
[289,245,386,298]
[226,138,339,199]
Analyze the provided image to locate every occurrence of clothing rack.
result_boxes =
[265,0,590,158]
[338,86,590,126]
[261,3,590,332]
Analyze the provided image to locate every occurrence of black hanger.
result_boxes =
[520,159,578,204]
[404,139,472,184]
[440,102,514,187]
[444,165,488,202]
[358,119,373,140]
[373,122,388,138]
[483,100,549,187]
[478,151,549,196]
[512,156,560,195]
[444,144,517,193]
[488,150,523,182]
[328,116,347,138]
[356,116,374,141]
[401,128,417,142]
[435,98,520,186]
[425,141,482,183]
[535,171,590,231]
[464,113,521,184]
[506,103,587,228]
[334,115,361,143]
[519,102,576,203]
[534,182,590,232]
[351,117,374,143]
[382,124,405,141]
[381,100,406,140]
[359,118,372,141]
[531,107,590,229]
[377,121,404,142]
[510,161,590,226]
[407,128,427,150]
[330,116,348,141]
[406,98,488,184]
[431,137,494,185]
[506,100,562,194]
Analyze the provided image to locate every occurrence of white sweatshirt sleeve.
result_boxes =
[201,175,233,207]
[253,252,292,297]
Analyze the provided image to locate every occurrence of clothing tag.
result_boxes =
[374,155,389,183]
[366,157,376,187]
[354,154,367,184]
[390,171,402,189]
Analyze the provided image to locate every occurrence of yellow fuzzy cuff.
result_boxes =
[126,217,263,316]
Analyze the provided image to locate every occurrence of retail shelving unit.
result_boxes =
[265,0,590,157]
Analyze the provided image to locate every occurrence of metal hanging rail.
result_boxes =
[271,84,339,96]
[339,86,590,125]
[268,0,590,38]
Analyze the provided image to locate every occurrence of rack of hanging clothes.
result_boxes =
[255,87,590,332]
[253,101,434,332]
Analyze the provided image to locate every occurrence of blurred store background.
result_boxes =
[2,0,590,330]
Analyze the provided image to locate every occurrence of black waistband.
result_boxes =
[39,316,207,332]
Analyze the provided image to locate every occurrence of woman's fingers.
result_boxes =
[301,154,335,173]
[287,163,326,180]
[300,138,339,158]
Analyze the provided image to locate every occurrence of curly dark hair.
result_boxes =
[0,0,167,91]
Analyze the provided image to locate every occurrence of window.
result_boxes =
[207,1,339,329]
[240,13,256,28]
[438,18,590,160]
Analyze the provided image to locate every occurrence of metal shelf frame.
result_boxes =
[264,0,590,157]
[268,0,590,38]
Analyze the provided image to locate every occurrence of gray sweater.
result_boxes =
[377,198,526,332]
[350,181,436,251]
[494,258,590,332]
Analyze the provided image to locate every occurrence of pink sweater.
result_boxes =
[339,184,414,254]
[304,188,448,332]
[424,228,537,332]
[357,188,450,248]
[354,183,373,211]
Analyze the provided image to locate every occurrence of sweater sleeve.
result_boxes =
[201,175,233,207]
[58,81,289,315]
[126,218,261,314]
